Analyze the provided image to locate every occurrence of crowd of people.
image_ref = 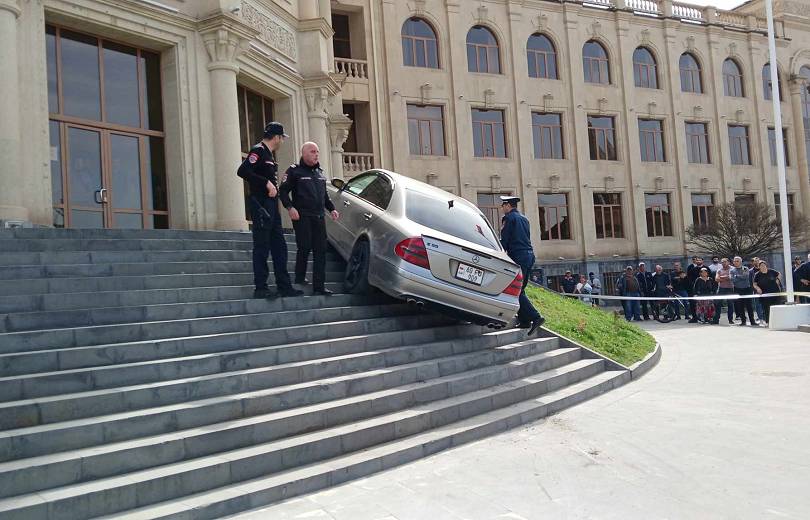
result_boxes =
[558,253,810,327]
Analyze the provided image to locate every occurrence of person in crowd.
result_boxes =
[651,265,672,319]
[670,262,691,320]
[616,266,642,321]
[560,270,577,295]
[793,256,802,273]
[575,274,593,305]
[499,196,545,335]
[795,253,810,304]
[686,256,704,323]
[279,142,340,296]
[636,262,653,320]
[753,261,783,325]
[693,267,717,324]
[708,256,722,276]
[589,272,601,307]
[748,257,765,323]
[731,256,756,326]
[713,257,735,324]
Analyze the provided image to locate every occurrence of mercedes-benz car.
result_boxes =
[325,169,522,327]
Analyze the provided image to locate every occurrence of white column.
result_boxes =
[202,27,250,231]
[305,87,331,169]
[329,113,352,180]
[789,81,810,218]
[0,0,28,223]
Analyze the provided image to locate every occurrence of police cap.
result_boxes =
[264,122,289,138]
[499,196,520,206]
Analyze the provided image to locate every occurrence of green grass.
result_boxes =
[526,285,656,366]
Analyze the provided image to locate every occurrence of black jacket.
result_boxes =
[671,270,690,293]
[693,277,716,296]
[636,271,653,296]
[279,161,335,217]
[236,142,279,199]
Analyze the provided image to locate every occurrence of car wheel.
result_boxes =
[345,240,373,295]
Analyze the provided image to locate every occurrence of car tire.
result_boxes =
[344,240,373,295]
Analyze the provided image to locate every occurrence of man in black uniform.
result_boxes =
[279,142,340,295]
[499,196,545,335]
[237,122,303,299]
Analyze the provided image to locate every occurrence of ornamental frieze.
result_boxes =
[240,2,297,60]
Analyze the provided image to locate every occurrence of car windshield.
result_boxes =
[405,189,500,250]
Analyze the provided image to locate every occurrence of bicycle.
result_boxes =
[655,289,687,323]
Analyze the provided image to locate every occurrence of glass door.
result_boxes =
[66,125,106,228]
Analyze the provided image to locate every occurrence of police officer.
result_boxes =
[237,122,303,299]
[279,142,340,296]
[499,196,545,335]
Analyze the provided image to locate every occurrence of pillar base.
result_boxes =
[214,218,249,232]
[768,304,810,331]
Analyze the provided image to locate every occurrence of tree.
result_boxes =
[685,201,809,259]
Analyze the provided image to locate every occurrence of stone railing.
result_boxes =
[584,0,614,7]
[671,2,704,20]
[716,10,748,27]
[626,0,661,15]
[335,58,368,80]
[343,152,375,174]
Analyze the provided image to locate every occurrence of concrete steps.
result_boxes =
[0,229,632,519]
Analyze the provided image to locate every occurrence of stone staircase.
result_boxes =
[0,229,631,519]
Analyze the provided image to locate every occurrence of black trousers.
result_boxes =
[293,214,327,290]
[517,261,541,325]
[734,287,756,324]
[251,197,293,292]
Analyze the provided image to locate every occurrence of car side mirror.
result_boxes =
[331,178,345,190]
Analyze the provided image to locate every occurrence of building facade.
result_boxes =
[1,0,809,281]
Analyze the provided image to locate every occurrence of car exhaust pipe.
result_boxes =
[415,301,424,308]
[406,298,416,305]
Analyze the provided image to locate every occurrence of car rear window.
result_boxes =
[405,189,500,250]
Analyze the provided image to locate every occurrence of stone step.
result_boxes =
[0,313,455,402]
[0,260,344,281]
[0,358,609,519]
[0,293,384,334]
[135,370,628,520]
[0,238,265,253]
[0,250,255,267]
[0,303,414,374]
[0,316,462,429]
[0,228,257,241]
[0,270,346,297]
[0,339,567,497]
[0,327,517,461]
[0,282,345,314]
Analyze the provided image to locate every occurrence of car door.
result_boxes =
[332,172,379,248]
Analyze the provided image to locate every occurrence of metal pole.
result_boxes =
[766,0,795,302]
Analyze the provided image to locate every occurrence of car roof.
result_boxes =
[373,169,476,207]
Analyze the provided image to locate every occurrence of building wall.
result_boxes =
[367,0,810,274]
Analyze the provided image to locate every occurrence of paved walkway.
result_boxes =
[230,322,810,520]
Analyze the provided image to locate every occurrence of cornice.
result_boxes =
[298,17,334,39]
[0,0,20,18]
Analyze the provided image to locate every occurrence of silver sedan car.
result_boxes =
[326,169,522,327]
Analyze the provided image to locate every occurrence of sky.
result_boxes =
[685,0,747,8]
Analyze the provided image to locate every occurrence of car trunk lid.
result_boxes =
[421,235,520,296]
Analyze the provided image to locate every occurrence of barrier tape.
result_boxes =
[550,290,810,302]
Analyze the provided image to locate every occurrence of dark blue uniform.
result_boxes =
[236,142,296,296]
[500,208,541,326]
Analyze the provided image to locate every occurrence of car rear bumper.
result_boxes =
[371,260,519,325]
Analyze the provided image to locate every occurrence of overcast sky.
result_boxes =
[685,0,747,9]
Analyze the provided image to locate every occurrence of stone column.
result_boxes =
[0,0,28,223]
[328,113,352,180]
[789,80,810,217]
[305,86,331,169]
[202,26,250,231]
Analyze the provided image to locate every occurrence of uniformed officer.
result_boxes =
[499,196,545,335]
[237,122,303,299]
[279,142,340,296]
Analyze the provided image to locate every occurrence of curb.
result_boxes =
[628,341,662,380]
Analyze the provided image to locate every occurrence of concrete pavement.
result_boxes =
[230,321,810,520]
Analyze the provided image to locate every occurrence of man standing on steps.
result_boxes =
[279,142,340,296]
[499,196,545,336]
[237,122,303,299]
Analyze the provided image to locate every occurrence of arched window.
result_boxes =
[679,53,703,93]
[633,47,658,89]
[527,33,558,79]
[583,40,610,84]
[466,26,501,74]
[763,63,783,101]
[401,18,439,69]
[722,59,744,97]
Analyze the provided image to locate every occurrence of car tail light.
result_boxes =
[503,272,523,296]
[395,237,430,269]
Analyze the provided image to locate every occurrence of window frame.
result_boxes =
[593,192,624,239]
[476,191,512,237]
[728,124,752,165]
[401,18,440,69]
[466,26,501,74]
[679,53,703,94]
[527,33,558,80]
[645,193,673,238]
[587,115,617,161]
[633,47,658,89]
[763,63,783,101]
[685,121,711,164]
[583,40,610,85]
[471,108,507,158]
[531,112,564,160]
[638,118,666,162]
[538,192,571,241]
[407,103,446,157]
[767,127,790,167]
[722,58,745,98]
[691,193,715,230]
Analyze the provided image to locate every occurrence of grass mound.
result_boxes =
[526,285,655,366]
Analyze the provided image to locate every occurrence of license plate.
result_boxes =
[455,263,484,285]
